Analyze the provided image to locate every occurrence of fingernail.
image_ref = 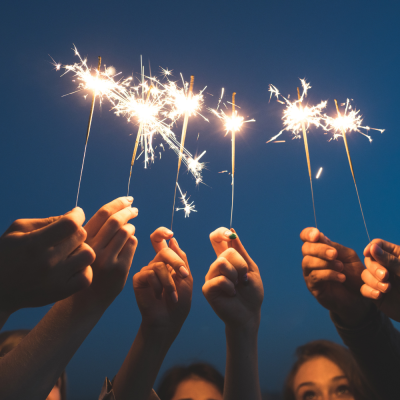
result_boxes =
[171,291,178,303]
[165,229,173,236]
[131,207,138,214]
[377,269,386,280]
[310,228,319,240]
[173,237,179,247]
[374,245,383,257]
[179,266,189,278]
[242,273,248,282]
[372,289,380,298]
[378,282,389,292]
[334,261,344,271]
[224,230,237,240]
[126,196,134,203]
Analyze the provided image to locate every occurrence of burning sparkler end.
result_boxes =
[316,167,323,179]
[175,183,196,218]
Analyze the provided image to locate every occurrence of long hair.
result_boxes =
[0,329,67,400]
[157,362,224,400]
[283,340,375,400]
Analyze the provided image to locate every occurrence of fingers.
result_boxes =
[94,206,138,249]
[300,227,322,243]
[148,262,178,302]
[364,239,400,258]
[105,223,136,257]
[302,255,344,276]
[169,238,190,276]
[52,227,88,261]
[360,284,383,300]
[64,242,96,274]
[307,269,346,288]
[301,241,338,261]
[229,228,259,273]
[361,269,390,297]
[206,257,238,283]
[150,227,174,253]
[66,265,93,294]
[85,197,134,239]
[7,216,62,234]
[30,208,86,246]
[209,227,233,256]
[152,247,189,279]
[202,276,236,298]
[368,244,400,276]
[118,235,138,266]
[364,256,390,282]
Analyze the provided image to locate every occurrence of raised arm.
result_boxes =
[108,227,192,400]
[0,197,138,400]
[203,228,264,400]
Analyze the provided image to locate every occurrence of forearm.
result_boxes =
[224,323,261,400]
[112,324,176,400]
[0,292,108,400]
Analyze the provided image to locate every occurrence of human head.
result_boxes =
[0,329,67,400]
[157,362,224,400]
[283,340,373,400]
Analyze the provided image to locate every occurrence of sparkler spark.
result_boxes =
[267,79,327,143]
[175,183,196,218]
[325,98,384,142]
[316,167,323,179]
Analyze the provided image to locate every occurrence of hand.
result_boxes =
[82,197,138,305]
[202,228,264,330]
[300,227,371,325]
[361,239,400,322]
[0,208,95,313]
[133,227,192,337]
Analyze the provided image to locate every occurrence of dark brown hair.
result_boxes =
[0,329,67,400]
[283,340,375,400]
[157,362,224,400]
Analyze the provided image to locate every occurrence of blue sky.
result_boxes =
[1,0,400,398]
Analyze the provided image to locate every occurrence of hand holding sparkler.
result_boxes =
[203,227,263,400]
[111,229,192,400]
[361,239,400,322]
[0,208,95,317]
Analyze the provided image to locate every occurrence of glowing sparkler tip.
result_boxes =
[316,167,323,179]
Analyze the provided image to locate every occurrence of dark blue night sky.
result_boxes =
[1,1,400,398]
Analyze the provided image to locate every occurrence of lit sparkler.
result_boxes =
[325,99,384,241]
[268,79,327,227]
[210,92,255,228]
[176,183,196,218]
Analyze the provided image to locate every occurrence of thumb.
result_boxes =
[371,244,400,276]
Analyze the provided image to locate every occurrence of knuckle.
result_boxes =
[224,248,237,258]
[10,219,25,231]
[108,215,122,230]
[62,216,81,234]
[97,206,112,220]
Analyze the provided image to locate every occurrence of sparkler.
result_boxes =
[171,76,195,230]
[75,55,102,207]
[268,80,327,227]
[176,183,196,217]
[126,85,153,196]
[210,92,255,228]
[326,99,384,241]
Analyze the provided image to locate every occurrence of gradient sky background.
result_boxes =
[1,1,400,398]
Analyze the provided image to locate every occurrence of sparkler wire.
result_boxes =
[334,100,370,241]
[297,87,317,228]
[127,86,153,196]
[171,76,195,230]
[75,56,101,207]
[230,92,236,229]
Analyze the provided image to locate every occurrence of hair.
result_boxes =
[157,362,224,400]
[283,340,375,400]
[0,330,67,400]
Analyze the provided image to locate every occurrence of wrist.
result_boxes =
[139,323,178,349]
[225,315,260,340]
[332,300,374,328]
